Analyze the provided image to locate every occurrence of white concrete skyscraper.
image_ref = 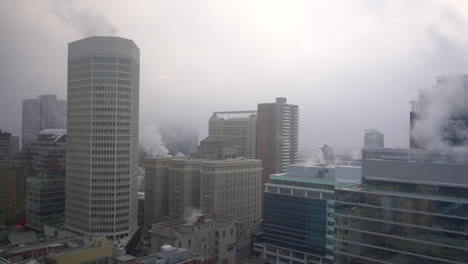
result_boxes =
[65,36,140,241]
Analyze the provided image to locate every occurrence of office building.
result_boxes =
[150,213,237,264]
[262,165,361,264]
[320,144,334,163]
[363,129,384,148]
[2,167,34,225]
[0,130,19,224]
[200,159,263,258]
[65,36,140,241]
[209,111,257,159]
[257,97,298,185]
[22,95,66,147]
[190,136,237,160]
[25,129,66,231]
[410,75,468,149]
[334,148,468,263]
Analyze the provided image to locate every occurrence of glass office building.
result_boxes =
[262,165,361,264]
[334,149,468,264]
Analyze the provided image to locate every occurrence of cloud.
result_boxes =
[47,0,117,36]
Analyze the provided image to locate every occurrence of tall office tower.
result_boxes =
[410,75,468,149]
[335,148,468,263]
[66,36,140,241]
[209,111,257,159]
[257,98,299,185]
[200,159,263,258]
[320,144,334,163]
[22,95,66,147]
[363,129,384,148]
[26,129,66,231]
[262,165,361,264]
[144,157,170,232]
[0,130,19,224]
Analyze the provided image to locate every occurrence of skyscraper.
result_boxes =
[0,130,19,224]
[65,36,140,241]
[256,97,298,185]
[22,95,66,147]
[363,129,384,148]
[209,111,257,159]
[26,129,66,231]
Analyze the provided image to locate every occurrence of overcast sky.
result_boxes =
[2,0,468,153]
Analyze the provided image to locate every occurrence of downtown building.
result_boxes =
[25,129,66,231]
[0,130,19,224]
[363,129,384,149]
[334,148,468,263]
[22,95,66,148]
[256,97,298,185]
[65,36,140,241]
[208,111,257,159]
[261,164,361,264]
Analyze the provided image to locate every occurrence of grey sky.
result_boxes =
[1,0,468,153]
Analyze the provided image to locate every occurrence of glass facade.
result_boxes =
[263,192,327,257]
[334,179,468,264]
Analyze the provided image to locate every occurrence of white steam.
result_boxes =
[412,76,468,151]
[140,124,170,157]
[48,0,118,36]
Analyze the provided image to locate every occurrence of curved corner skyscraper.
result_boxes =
[65,36,140,240]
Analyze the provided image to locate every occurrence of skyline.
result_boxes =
[2,0,468,153]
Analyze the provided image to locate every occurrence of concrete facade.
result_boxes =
[150,213,237,264]
[363,129,384,148]
[65,36,140,241]
[200,159,263,258]
[256,97,298,185]
[208,111,257,159]
[22,95,67,148]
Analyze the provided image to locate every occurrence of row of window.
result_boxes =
[92,107,131,113]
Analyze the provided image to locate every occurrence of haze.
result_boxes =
[2,0,468,154]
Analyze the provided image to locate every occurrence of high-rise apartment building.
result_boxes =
[262,165,361,264]
[0,130,19,224]
[26,129,66,231]
[257,97,298,185]
[65,36,140,241]
[363,129,384,148]
[335,148,468,263]
[200,159,263,258]
[22,95,66,147]
[410,75,468,149]
[209,111,257,159]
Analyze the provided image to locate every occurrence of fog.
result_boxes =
[2,0,468,154]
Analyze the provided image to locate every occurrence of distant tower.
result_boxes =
[22,95,66,147]
[364,129,384,149]
[0,130,19,224]
[209,111,257,159]
[256,97,299,185]
[320,144,334,162]
[65,36,140,241]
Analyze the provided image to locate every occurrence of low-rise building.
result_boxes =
[45,236,113,264]
[150,213,236,264]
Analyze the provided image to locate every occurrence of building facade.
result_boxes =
[0,130,19,224]
[200,159,263,258]
[256,97,298,185]
[262,165,361,264]
[334,148,468,263]
[208,111,257,159]
[150,213,237,264]
[22,95,66,147]
[25,129,66,230]
[363,129,384,149]
[65,36,140,241]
